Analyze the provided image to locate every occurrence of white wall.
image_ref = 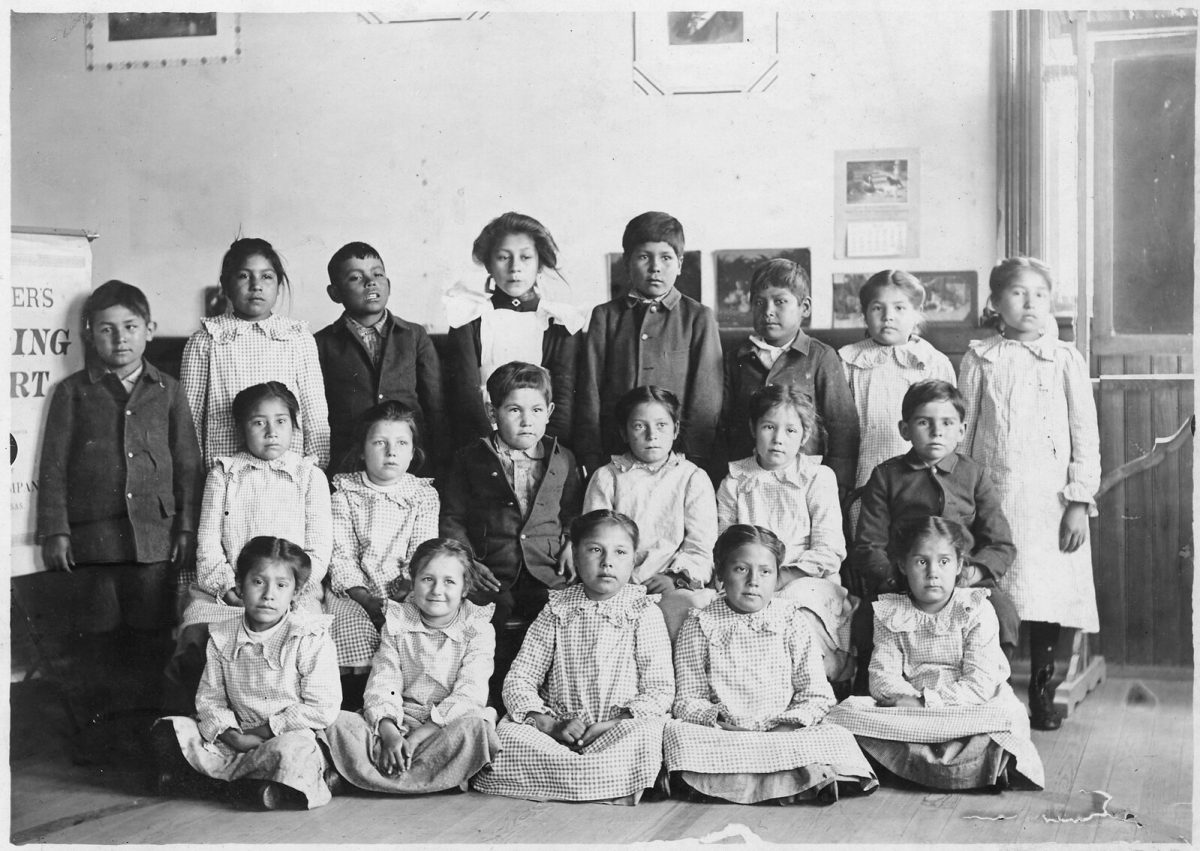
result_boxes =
[12,10,997,337]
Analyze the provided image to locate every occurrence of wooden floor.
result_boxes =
[9,675,1193,845]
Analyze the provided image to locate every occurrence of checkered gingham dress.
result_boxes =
[471,584,674,803]
[959,334,1101,630]
[181,313,330,470]
[826,590,1045,788]
[664,598,876,800]
[325,472,440,667]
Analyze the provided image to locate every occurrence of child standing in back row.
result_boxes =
[959,257,1101,731]
[183,238,330,469]
[575,211,723,476]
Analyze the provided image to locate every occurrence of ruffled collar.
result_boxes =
[218,449,308,480]
[201,312,308,344]
[726,454,820,488]
[211,611,333,669]
[331,471,433,506]
[442,281,585,334]
[546,582,649,627]
[610,451,682,475]
[695,597,793,645]
[384,599,495,643]
[874,588,989,635]
[840,336,938,370]
[969,331,1061,364]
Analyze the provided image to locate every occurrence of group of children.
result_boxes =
[36,208,1101,810]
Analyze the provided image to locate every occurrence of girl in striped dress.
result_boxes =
[839,270,955,531]
[827,518,1045,790]
[472,510,675,804]
[325,401,439,676]
[153,536,341,810]
[664,525,877,804]
[324,539,500,794]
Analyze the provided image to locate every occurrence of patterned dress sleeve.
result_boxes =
[329,489,367,593]
[302,466,334,591]
[196,466,235,597]
[625,603,675,718]
[792,465,846,579]
[195,637,238,742]
[775,610,835,727]
[501,607,557,723]
[1062,347,1102,512]
[405,484,441,566]
[868,609,922,703]
[295,334,331,469]
[180,330,211,458]
[433,617,496,724]
[671,614,721,726]
[268,626,342,734]
[925,598,1007,707]
[362,620,408,733]
[581,464,617,513]
[672,468,717,584]
[957,348,984,457]
[715,474,737,533]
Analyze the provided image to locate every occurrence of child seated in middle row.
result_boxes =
[851,379,1019,680]
[471,510,675,805]
[665,525,877,805]
[717,384,854,681]
[324,538,500,795]
[583,385,717,637]
[439,361,583,710]
[326,400,439,674]
[828,518,1045,791]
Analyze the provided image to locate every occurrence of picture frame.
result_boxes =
[607,251,702,303]
[834,148,920,259]
[713,248,811,331]
[831,270,979,328]
[633,12,779,95]
[86,13,241,71]
[357,11,490,24]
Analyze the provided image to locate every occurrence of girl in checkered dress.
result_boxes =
[838,270,956,529]
[182,238,330,470]
[472,510,675,804]
[325,401,439,671]
[324,539,501,794]
[664,525,877,804]
[153,536,342,810]
[167,383,332,713]
[716,384,855,681]
[827,518,1045,790]
[582,386,718,640]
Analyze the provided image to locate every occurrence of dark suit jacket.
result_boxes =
[438,435,582,591]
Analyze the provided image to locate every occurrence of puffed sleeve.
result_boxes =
[1061,347,1101,513]
[671,614,722,726]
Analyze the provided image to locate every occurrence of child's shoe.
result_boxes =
[324,763,346,797]
[1028,665,1063,731]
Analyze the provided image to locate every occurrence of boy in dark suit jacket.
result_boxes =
[439,361,582,709]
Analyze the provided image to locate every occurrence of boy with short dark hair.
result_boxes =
[36,279,203,711]
[439,360,583,709]
[851,379,1019,671]
[575,211,723,476]
[315,241,444,471]
[722,258,859,497]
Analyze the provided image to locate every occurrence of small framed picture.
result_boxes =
[633,12,779,95]
[607,251,702,303]
[86,13,241,71]
[834,148,920,259]
[831,273,868,327]
[713,248,811,331]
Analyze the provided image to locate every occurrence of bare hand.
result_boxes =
[642,574,675,595]
[893,695,923,708]
[362,596,386,630]
[474,560,502,594]
[169,531,195,571]
[401,723,439,767]
[222,588,244,607]
[576,719,620,749]
[557,543,576,583]
[1059,502,1089,553]
[550,718,587,749]
[219,729,265,753]
[376,721,407,775]
[41,535,74,572]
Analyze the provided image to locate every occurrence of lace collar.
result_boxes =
[218,449,308,480]
[211,611,333,669]
[331,471,433,507]
[725,454,820,488]
[969,331,1061,364]
[384,599,495,643]
[546,583,650,627]
[840,336,938,370]
[874,588,990,635]
[694,597,794,645]
[201,312,308,345]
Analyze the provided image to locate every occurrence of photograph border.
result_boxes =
[633,11,779,95]
[86,13,241,71]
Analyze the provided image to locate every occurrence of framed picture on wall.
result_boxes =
[834,148,920,259]
[608,251,702,303]
[831,273,868,327]
[86,13,241,71]
[633,12,779,94]
[713,248,811,331]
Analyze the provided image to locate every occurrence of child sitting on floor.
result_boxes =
[471,510,675,805]
[153,536,342,810]
[828,518,1045,791]
[324,538,499,794]
[665,524,877,804]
